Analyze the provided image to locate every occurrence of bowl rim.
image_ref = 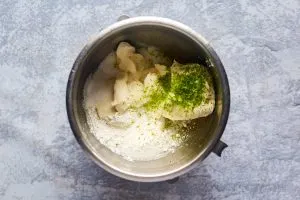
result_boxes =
[66,16,230,182]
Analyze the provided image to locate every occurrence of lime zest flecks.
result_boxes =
[168,62,212,110]
[143,61,213,112]
[143,72,170,110]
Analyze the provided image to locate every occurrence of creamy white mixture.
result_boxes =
[83,42,215,161]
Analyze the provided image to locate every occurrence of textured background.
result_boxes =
[1,0,300,199]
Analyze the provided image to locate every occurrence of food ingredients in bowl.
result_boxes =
[83,42,215,161]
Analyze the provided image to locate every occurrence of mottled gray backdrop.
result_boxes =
[0,0,299,199]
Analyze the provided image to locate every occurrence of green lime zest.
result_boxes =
[143,61,213,112]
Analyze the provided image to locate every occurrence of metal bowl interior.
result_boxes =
[66,17,230,182]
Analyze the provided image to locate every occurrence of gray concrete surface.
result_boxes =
[1,0,299,199]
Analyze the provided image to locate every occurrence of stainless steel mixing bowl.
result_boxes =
[66,16,230,182]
